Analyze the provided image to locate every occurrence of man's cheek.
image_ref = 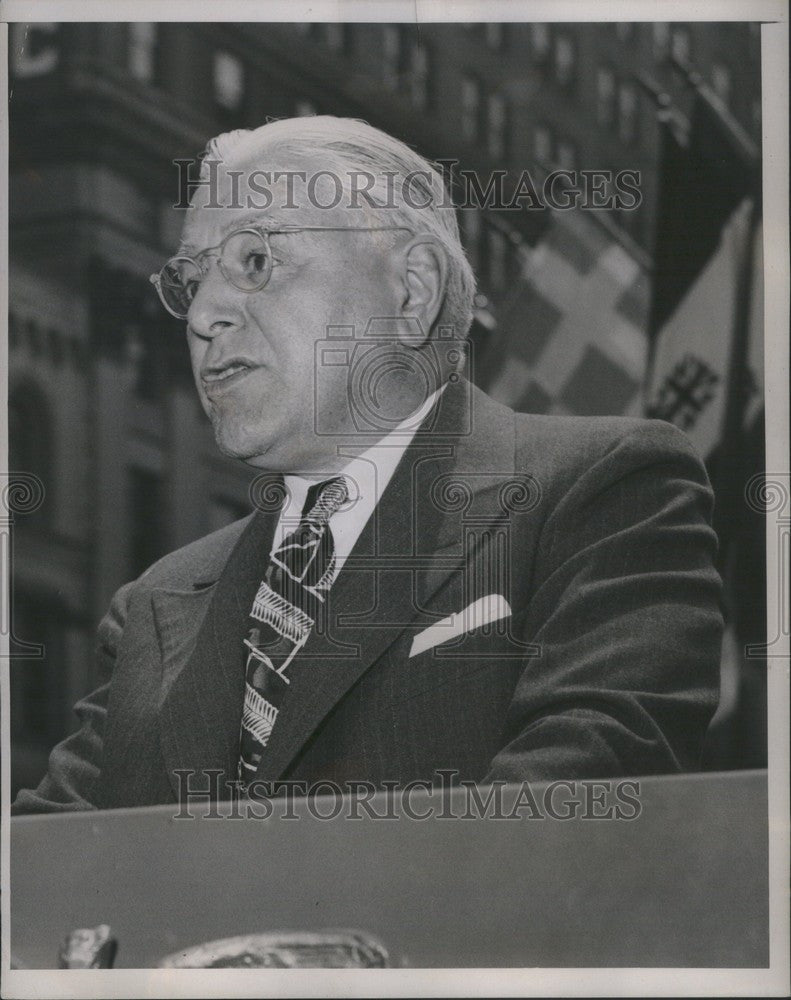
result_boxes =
[187,342,205,378]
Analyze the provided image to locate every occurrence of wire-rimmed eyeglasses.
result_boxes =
[149,224,412,320]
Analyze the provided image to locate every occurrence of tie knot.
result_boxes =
[303,476,349,526]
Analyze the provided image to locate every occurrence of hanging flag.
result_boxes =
[646,197,758,457]
[480,205,651,419]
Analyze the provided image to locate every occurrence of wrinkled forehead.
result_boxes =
[180,145,370,252]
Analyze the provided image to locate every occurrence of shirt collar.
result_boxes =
[283,383,446,512]
[277,383,446,562]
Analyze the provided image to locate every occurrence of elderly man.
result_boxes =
[13,116,723,813]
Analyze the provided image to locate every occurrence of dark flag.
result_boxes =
[647,91,757,337]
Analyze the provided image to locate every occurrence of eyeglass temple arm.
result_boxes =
[268,225,413,234]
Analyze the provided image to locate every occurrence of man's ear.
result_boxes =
[397,237,449,347]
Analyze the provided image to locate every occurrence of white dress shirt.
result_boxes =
[269,384,446,580]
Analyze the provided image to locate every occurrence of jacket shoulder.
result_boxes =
[509,409,708,497]
[513,410,702,463]
[133,514,253,590]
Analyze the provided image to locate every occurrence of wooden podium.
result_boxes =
[10,770,768,968]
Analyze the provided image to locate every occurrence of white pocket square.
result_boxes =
[409,595,512,658]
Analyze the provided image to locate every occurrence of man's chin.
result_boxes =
[211,422,274,465]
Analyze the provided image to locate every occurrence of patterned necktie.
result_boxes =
[237,476,349,788]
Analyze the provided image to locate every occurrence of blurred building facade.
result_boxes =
[7,21,762,791]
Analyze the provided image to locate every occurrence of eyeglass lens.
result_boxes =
[158,229,272,317]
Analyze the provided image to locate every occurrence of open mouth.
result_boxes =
[201,362,256,388]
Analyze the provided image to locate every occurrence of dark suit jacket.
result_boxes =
[12,379,724,813]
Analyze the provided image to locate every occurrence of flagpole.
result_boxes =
[712,186,762,559]
[638,104,683,410]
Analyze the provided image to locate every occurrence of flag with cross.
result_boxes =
[478,204,651,419]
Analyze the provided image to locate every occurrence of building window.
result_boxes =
[487,93,508,159]
[9,380,52,523]
[486,227,508,290]
[531,23,551,60]
[213,50,245,112]
[128,23,158,82]
[615,23,634,42]
[618,82,638,144]
[652,22,670,60]
[10,602,65,746]
[10,22,58,78]
[671,27,691,64]
[461,75,482,144]
[323,23,347,52]
[307,22,352,54]
[461,209,483,271]
[596,66,616,125]
[129,468,166,577]
[752,97,762,134]
[533,124,553,164]
[408,42,431,110]
[484,23,506,51]
[557,139,577,171]
[382,25,401,90]
[554,34,576,87]
[711,63,731,106]
[128,289,174,403]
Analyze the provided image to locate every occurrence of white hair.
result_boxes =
[200,116,477,339]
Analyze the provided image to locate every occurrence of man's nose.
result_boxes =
[186,263,245,339]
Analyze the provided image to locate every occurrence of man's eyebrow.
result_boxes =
[178,213,281,254]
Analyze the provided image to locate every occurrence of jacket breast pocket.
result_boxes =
[384,608,533,708]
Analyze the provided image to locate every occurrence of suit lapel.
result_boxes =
[255,379,518,783]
